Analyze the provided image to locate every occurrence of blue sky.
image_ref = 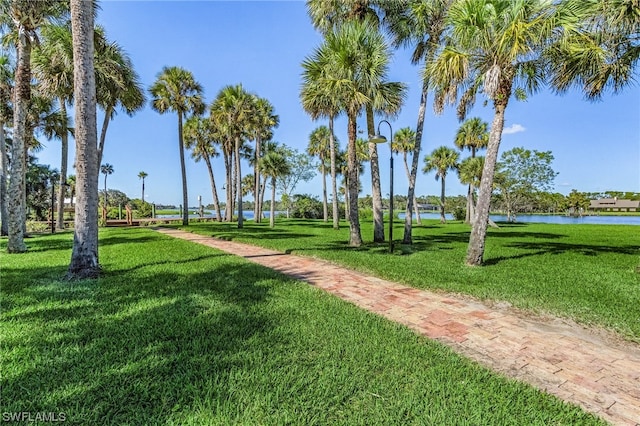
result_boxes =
[35,0,640,206]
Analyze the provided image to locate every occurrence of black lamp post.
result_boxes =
[369,120,394,253]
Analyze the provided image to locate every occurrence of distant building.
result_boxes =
[589,198,640,212]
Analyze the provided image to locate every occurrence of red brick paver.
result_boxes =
[155,228,640,425]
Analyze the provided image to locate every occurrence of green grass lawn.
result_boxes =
[183,218,640,342]
[1,228,603,425]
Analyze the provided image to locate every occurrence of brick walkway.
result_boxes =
[155,228,640,425]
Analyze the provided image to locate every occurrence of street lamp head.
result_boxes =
[369,134,387,144]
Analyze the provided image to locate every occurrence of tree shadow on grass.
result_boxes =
[1,259,291,425]
[483,241,640,266]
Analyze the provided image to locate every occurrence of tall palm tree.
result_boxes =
[1,0,68,252]
[137,171,147,203]
[149,66,204,226]
[391,126,422,225]
[250,96,278,223]
[458,155,485,223]
[429,0,558,265]
[387,0,454,244]
[304,20,406,246]
[301,57,342,230]
[454,117,489,223]
[68,0,99,279]
[209,84,253,228]
[423,146,459,224]
[307,125,332,222]
[32,23,74,230]
[100,163,114,207]
[183,116,222,221]
[260,147,291,228]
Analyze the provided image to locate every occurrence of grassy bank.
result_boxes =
[1,228,602,425]
[183,219,640,341]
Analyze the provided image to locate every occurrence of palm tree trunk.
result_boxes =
[467,102,507,266]
[254,135,261,223]
[402,152,422,226]
[347,112,362,247]
[440,176,446,224]
[56,100,68,230]
[141,178,145,203]
[235,136,243,228]
[7,29,30,253]
[367,106,384,242]
[259,173,267,219]
[0,120,8,236]
[68,0,100,278]
[329,116,339,230]
[224,151,232,221]
[321,161,328,222]
[403,79,428,244]
[465,184,472,223]
[97,104,113,167]
[178,112,189,226]
[203,155,222,221]
[269,177,276,228]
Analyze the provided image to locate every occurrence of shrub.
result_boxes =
[452,206,466,221]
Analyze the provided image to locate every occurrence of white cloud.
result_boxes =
[502,123,526,135]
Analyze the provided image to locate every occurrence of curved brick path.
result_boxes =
[155,227,640,425]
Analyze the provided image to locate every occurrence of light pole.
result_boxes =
[370,120,394,253]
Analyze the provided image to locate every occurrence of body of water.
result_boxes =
[398,212,640,226]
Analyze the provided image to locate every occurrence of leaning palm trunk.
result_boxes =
[97,104,113,167]
[467,102,507,266]
[0,121,8,236]
[7,30,31,253]
[57,100,69,230]
[404,79,428,244]
[223,151,232,221]
[68,0,100,278]
[329,116,339,229]
[203,155,222,221]
[367,107,384,242]
[402,151,422,226]
[347,113,362,246]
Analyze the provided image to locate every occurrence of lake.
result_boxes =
[398,212,640,226]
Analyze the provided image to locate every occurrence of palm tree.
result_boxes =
[66,174,76,207]
[303,20,406,246]
[250,96,279,223]
[458,156,485,223]
[392,126,422,226]
[100,163,114,207]
[454,117,489,223]
[423,146,459,224]
[260,147,291,228]
[32,24,74,230]
[137,171,148,203]
[209,84,253,228]
[429,0,558,265]
[149,66,205,226]
[1,0,68,252]
[386,0,454,244]
[307,126,332,222]
[67,0,100,279]
[546,0,639,100]
[183,116,222,221]
[301,57,342,230]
